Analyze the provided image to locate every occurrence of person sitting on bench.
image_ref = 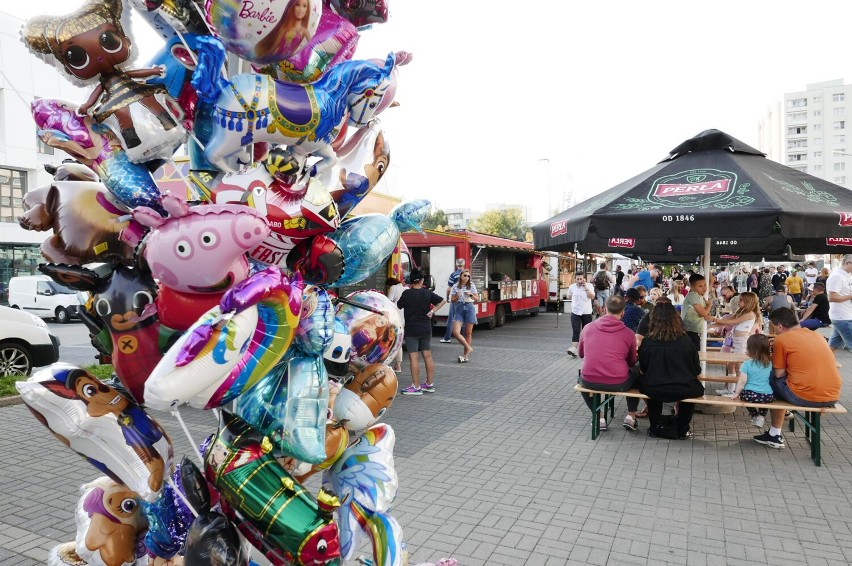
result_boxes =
[578,295,641,432]
[754,308,842,449]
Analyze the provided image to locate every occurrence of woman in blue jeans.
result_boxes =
[450,271,480,363]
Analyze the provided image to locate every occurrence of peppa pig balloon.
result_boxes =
[132,194,270,330]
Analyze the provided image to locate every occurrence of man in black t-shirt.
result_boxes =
[800,282,831,330]
[397,270,446,395]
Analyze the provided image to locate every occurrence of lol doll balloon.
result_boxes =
[22,0,187,163]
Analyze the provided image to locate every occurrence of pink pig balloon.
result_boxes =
[134,195,271,294]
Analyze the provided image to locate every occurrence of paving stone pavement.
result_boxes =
[2,311,852,565]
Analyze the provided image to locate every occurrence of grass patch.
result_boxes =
[0,364,115,398]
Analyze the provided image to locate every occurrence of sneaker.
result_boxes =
[401,385,422,396]
[677,431,693,440]
[566,347,578,357]
[598,417,608,431]
[439,339,452,343]
[420,383,435,393]
[752,415,765,428]
[753,431,785,449]
[785,411,794,420]
[623,415,638,431]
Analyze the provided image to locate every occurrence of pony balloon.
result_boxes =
[204,52,409,174]
[22,0,187,163]
[16,364,174,502]
[322,424,402,566]
[144,266,301,410]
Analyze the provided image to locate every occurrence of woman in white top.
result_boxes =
[450,270,480,363]
[385,277,406,372]
[667,280,685,309]
[709,292,763,394]
[566,274,595,357]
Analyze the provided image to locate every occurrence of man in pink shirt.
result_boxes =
[579,295,641,431]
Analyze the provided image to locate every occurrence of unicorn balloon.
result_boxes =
[204,52,410,174]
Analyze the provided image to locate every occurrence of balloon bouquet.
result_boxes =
[15,0,435,564]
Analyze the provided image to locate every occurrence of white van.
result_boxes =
[8,275,80,324]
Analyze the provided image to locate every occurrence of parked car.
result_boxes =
[8,275,80,323]
[0,304,60,375]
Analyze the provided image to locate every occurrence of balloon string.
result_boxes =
[0,68,34,110]
[166,476,199,518]
[168,158,200,200]
[189,1,217,37]
[170,405,204,465]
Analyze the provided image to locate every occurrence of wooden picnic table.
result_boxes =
[700,351,749,364]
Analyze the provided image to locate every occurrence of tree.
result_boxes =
[471,209,530,241]
[421,208,449,231]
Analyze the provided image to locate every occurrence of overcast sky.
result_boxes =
[10,1,852,222]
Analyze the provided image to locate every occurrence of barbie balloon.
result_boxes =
[22,0,188,162]
[236,354,329,463]
[330,214,400,287]
[144,267,301,410]
[183,512,251,566]
[294,284,334,356]
[254,6,359,84]
[335,290,403,369]
[332,363,397,434]
[75,477,148,566]
[322,424,402,565]
[205,411,342,566]
[204,52,407,174]
[16,364,174,502]
[206,0,321,65]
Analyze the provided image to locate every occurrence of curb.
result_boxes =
[0,395,23,408]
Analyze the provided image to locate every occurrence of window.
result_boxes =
[835,121,846,130]
[787,111,807,122]
[835,162,846,171]
[836,107,846,117]
[787,154,806,162]
[835,176,846,184]
[834,93,846,102]
[814,137,823,146]
[787,139,808,148]
[814,164,823,172]
[787,126,807,135]
[788,98,807,108]
[814,124,822,131]
[814,96,822,104]
[814,151,823,157]
[0,168,27,220]
[814,110,822,117]
[36,135,54,155]
[836,135,846,144]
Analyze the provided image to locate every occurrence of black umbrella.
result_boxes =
[534,129,852,256]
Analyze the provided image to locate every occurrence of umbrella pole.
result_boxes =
[701,237,710,375]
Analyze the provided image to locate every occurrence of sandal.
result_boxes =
[635,408,648,418]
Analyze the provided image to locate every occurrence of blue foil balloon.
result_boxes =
[295,285,335,356]
[391,199,431,234]
[331,214,400,287]
[235,354,329,463]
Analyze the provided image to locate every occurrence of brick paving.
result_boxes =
[2,311,852,565]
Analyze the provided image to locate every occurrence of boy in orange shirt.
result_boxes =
[754,308,841,449]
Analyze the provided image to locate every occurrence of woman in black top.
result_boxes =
[638,303,704,439]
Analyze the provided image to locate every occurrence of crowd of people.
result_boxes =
[575,258,846,449]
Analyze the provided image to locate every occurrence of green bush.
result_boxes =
[0,365,115,398]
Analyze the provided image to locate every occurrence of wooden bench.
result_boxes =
[574,384,847,466]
